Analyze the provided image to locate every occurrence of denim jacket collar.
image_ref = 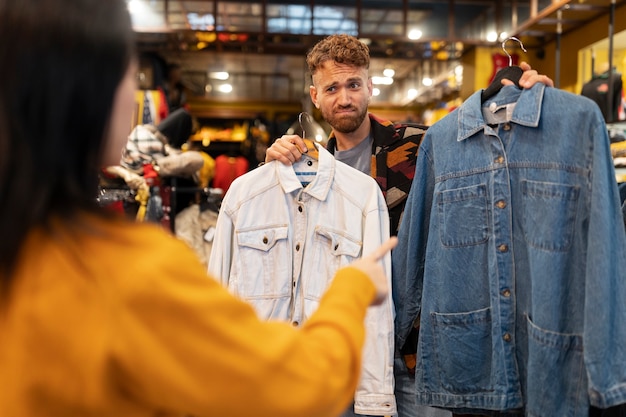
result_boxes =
[458,83,546,142]
[275,143,335,201]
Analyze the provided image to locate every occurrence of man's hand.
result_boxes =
[264,135,308,165]
[502,61,554,88]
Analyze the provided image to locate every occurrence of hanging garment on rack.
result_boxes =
[175,203,218,267]
[581,71,624,123]
[121,124,167,172]
[208,144,396,417]
[393,84,626,416]
[212,153,249,194]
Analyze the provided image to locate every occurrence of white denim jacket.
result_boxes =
[208,145,396,416]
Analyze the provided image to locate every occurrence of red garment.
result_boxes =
[488,52,519,84]
[212,154,249,194]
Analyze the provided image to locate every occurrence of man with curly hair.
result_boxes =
[264,34,553,417]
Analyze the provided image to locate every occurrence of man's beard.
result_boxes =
[323,105,368,134]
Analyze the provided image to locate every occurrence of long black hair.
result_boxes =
[0,0,136,279]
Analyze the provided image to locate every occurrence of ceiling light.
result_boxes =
[383,68,395,78]
[372,88,381,96]
[372,76,393,85]
[407,89,418,99]
[422,77,433,87]
[209,71,229,80]
[408,29,423,40]
[486,31,498,42]
[217,84,232,93]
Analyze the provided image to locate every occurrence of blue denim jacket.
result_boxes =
[393,84,626,416]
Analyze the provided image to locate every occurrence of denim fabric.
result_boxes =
[393,84,626,416]
[394,354,452,417]
[208,144,396,416]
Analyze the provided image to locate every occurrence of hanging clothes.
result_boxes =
[212,153,249,194]
[393,84,626,416]
[581,71,624,123]
[208,144,396,417]
[175,203,218,267]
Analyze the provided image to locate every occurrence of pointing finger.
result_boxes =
[367,237,398,262]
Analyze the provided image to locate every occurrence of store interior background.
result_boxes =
[130,0,626,159]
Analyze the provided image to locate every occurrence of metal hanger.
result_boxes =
[481,36,526,102]
[502,36,527,66]
[298,112,319,160]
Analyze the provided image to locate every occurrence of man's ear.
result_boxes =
[309,85,319,108]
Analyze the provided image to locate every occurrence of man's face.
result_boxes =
[310,61,372,134]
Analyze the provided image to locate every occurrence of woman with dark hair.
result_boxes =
[0,1,396,416]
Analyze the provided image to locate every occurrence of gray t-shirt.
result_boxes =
[333,135,373,175]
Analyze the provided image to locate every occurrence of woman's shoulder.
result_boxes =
[50,214,199,273]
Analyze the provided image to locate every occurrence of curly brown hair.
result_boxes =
[306,34,370,76]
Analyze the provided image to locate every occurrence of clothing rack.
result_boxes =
[165,176,223,232]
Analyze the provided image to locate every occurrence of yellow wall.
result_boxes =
[460,3,626,96]
[460,45,531,100]
[538,3,626,93]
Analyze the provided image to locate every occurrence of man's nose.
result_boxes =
[337,88,351,105]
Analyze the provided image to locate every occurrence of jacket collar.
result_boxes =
[458,84,546,142]
[275,143,334,201]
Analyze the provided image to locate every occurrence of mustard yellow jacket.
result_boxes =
[0,214,375,417]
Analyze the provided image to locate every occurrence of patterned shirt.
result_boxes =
[326,113,428,236]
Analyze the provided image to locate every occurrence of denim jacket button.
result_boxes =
[503,333,512,342]
[298,206,303,212]
[498,244,509,252]
[262,237,268,244]
[501,288,511,297]
[296,243,301,251]
[503,123,511,131]
[494,156,504,164]
[496,200,507,209]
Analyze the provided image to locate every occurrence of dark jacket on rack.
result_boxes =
[581,71,623,123]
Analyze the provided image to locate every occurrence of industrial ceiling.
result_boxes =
[130,0,625,109]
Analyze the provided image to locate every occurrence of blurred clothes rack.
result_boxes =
[174,187,222,267]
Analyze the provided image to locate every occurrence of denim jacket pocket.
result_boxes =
[522,180,580,252]
[437,184,489,247]
[430,307,494,394]
[236,225,291,297]
[306,227,362,300]
[525,315,585,417]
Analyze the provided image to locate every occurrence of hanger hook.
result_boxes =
[501,36,527,66]
[298,111,312,139]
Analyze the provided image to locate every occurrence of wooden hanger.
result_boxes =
[481,37,526,103]
[301,138,319,160]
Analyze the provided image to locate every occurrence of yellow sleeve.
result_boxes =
[110,232,375,417]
